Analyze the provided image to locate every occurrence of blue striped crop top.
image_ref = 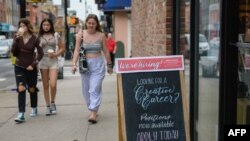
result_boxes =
[82,40,102,54]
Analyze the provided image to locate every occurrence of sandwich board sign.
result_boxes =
[116,55,190,141]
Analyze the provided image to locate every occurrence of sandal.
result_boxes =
[88,111,98,124]
[88,117,97,124]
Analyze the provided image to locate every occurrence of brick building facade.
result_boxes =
[0,0,6,22]
[131,0,186,57]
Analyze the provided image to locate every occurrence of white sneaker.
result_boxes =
[15,112,25,123]
[45,107,51,116]
[30,107,38,117]
[50,103,57,114]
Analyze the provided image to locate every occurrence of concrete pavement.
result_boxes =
[0,60,118,141]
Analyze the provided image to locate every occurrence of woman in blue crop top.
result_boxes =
[72,14,113,124]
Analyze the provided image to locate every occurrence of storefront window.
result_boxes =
[198,1,220,141]
[237,0,250,125]
[182,0,221,140]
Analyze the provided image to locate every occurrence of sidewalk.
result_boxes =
[0,60,118,141]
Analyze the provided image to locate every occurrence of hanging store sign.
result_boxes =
[116,56,190,141]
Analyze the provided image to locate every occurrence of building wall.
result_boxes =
[12,0,20,26]
[131,0,186,57]
[114,11,130,57]
[185,3,190,33]
[131,0,172,57]
[27,4,39,28]
[1,1,18,23]
[6,0,12,24]
[26,3,65,33]
[0,0,19,37]
[0,0,6,22]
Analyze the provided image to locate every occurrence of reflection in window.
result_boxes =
[237,0,250,125]
[198,1,221,141]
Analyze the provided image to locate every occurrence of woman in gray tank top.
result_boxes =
[72,14,113,124]
[38,18,65,116]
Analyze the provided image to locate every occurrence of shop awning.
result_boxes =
[103,0,131,11]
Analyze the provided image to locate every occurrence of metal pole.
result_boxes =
[190,0,200,140]
[85,0,87,17]
[20,0,26,18]
[172,0,180,55]
[64,0,70,60]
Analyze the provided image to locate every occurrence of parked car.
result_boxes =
[0,35,6,40]
[184,34,210,58]
[6,38,13,46]
[0,40,11,58]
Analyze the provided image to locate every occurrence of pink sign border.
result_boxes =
[115,55,184,73]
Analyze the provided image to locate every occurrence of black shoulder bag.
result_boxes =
[79,41,88,73]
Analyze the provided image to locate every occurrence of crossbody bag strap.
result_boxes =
[79,30,86,55]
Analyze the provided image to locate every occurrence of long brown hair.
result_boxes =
[38,18,55,38]
[84,14,102,32]
[18,18,34,34]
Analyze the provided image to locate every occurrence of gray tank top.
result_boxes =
[40,35,57,55]
[81,32,102,54]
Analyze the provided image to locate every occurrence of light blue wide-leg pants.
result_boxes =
[80,56,105,112]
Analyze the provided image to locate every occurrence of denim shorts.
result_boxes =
[39,56,58,69]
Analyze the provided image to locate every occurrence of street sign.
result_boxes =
[116,56,190,141]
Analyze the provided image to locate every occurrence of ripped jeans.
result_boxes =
[14,66,39,112]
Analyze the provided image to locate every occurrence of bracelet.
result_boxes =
[107,63,113,68]
[107,62,112,65]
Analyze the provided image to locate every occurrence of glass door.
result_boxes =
[237,0,250,125]
[183,0,221,140]
[197,0,221,141]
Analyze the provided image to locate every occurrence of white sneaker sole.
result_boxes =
[15,119,25,123]
[30,114,38,117]
[51,111,57,114]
